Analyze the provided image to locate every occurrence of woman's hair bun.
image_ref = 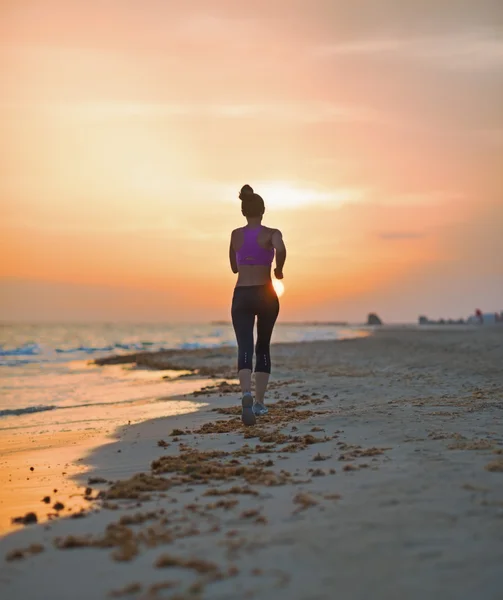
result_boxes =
[239,184,254,200]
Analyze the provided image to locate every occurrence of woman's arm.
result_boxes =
[272,229,286,279]
[229,233,238,274]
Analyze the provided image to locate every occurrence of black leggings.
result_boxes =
[231,283,280,374]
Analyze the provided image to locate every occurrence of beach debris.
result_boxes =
[147,581,179,595]
[485,459,503,472]
[343,464,359,472]
[281,434,328,453]
[11,512,38,525]
[5,550,25,562]
[299,434,327,445]
[281,443,303,453]
[324,493,342,501]
[428,430,465,441]
[55,523,140,561]
[42,496,51,504]
[293,492,318,512]
[226,529,239,538]
[5,544,44,562]
[203,486,259,497]
[118,511,160,526]
[30,467,34,471]
[152,447,292,487]
[205,399,323,431]
[88,476,107,484]
[108,582,142,597]
[54,535,92,549]
[462,483,490,492]
[157,439,170,448]
[53,502,65,511]
[205,499,239,510]
[313,453,330,461]
[170,429,187,437]
[104,473,171,500]
[193,381,242,397]
[257,431,291,444]
[240,509,261,519]
[338,446,390,461]
[111,541,138,562]
[253,458,274,467]
[448,439,494,450]
[155,553,222,576]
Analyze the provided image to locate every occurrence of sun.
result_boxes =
[272,279,285,297]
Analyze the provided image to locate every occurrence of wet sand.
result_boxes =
[1,327,502,600]
[0,377,214,535]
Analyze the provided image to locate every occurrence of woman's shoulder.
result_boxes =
[262,225,281,236]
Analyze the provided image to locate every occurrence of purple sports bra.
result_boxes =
[236,226,274,267]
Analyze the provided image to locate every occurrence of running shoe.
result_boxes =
[253,402,268,416]
[241,392,256,426]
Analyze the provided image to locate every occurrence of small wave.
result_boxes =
[55,342,148,354]
[178,341,234,350]
[0,359,41,367]
[0,394,194,420]
[0,405,57,417]
[56,345,115,354]
[0,343,42,357]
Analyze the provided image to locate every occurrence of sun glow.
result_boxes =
[272,279,285,297]
[254,181,364,210]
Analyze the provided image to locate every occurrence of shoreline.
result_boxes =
[1,327,502,599]
[0,330,371,535]
[0,330,373,536]
[0,376,218,536]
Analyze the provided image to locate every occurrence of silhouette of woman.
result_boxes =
[229,185,287,426]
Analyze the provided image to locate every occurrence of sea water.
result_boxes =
[0,322,367,432]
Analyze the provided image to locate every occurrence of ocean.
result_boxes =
[0,322,368,433]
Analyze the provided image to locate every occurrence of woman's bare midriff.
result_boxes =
[235,265,272,287]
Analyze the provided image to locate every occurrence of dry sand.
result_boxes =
[0,326,502,600]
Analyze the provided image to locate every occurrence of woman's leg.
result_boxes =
[254,372,270,407]
[231,288,256,425]
[254,287,279,408]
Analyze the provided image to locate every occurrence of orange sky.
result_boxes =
[1,0,502,323]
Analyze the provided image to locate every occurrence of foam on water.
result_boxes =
[0,405,57,417]
[0,343,42,357]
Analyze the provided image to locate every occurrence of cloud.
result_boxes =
[227,180,368,210]
[0,100,381,125]
[377,231,427,241]
[314,31,503,70]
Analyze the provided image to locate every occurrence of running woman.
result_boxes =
[229,185,287,426]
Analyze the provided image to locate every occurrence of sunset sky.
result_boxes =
[1,0,502,323]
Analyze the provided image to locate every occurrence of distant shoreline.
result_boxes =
[211,320,351,326]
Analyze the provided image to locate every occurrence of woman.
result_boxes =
[229,184,287,426]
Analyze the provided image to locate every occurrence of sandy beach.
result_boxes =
[1,326,502,600]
